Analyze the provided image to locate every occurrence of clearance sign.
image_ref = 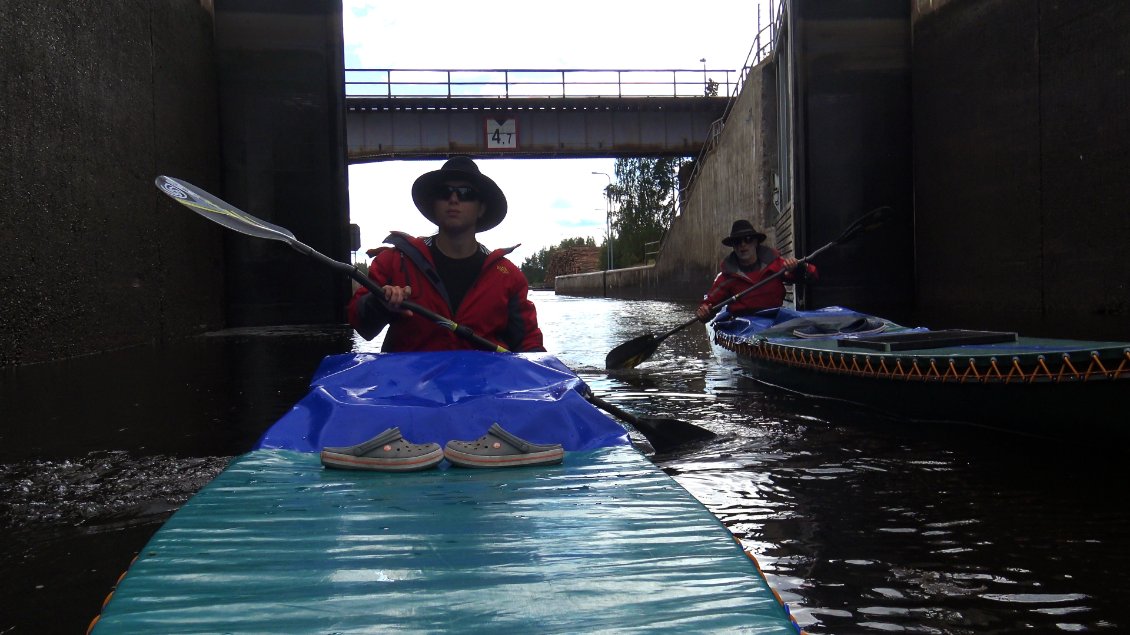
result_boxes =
[485,118,518,150]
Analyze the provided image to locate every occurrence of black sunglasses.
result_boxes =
[735,235,759,245]
[434,185,480,202]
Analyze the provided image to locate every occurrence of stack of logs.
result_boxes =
[544,246,601,285]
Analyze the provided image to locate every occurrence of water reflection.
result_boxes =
[0,293,1126,633]
[663,402,1127,633]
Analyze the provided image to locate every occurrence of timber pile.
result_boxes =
[545,247,601,284]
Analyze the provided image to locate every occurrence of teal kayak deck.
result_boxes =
[93,447,800,634]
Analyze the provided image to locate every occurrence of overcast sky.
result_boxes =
[342,1,773,265]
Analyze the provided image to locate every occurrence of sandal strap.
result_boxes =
[487,423,559,452]
[332,427,402,456]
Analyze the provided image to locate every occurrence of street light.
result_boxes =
[592,171,613,270]
[700,57,707,91]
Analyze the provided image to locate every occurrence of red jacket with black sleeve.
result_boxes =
[347,232,545,353]
[702,245,818,314]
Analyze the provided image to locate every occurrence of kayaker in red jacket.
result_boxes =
[695,219,817,321]
[347,156,545,353]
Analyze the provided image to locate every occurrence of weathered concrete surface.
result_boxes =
[556,266,660,300]
[657,65,775,302]
[792,1,915,321]
[213,0,350,327]
[561,1,917,320]
[1,1,223,366]
[913,0,1130,339]
[558,64,776,302]
[564,0,1127,342]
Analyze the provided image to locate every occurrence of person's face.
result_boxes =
[431,180,485,234]
[733,234,760,265]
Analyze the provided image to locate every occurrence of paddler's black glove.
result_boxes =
[354,291,396,340]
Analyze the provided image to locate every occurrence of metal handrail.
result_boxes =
[345,68,737,99]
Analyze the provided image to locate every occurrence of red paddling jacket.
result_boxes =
[348,232,544,353]
[702,244,818,314]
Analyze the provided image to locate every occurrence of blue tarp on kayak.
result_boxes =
[711,305,905,342]
[256,351,630,453]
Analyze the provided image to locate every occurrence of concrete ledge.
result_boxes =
[555,265,669,299]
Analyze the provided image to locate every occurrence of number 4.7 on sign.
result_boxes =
[485,118,518,149]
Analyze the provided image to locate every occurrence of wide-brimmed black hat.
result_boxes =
[411,156,507,231]
[721,219,767,246]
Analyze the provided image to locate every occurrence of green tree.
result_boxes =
[520,247,550,284]
[607,157,684,268]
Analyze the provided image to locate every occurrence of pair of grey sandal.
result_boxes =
[320,423,564,472]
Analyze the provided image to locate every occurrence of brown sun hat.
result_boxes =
[410,156,508,231]
[721,219,768,246]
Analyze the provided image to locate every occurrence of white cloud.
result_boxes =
[343,1,770,70]
[341,0,775,266]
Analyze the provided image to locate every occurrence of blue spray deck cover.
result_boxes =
[256,351,629,453]
[711,305,910,342]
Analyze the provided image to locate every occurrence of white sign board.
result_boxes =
[485,118,518,150]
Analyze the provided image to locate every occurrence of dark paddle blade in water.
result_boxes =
[605,333,662,370]
[632,416,718,452]
[583,392,715,452]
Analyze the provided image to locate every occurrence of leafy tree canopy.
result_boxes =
[522,157,683,279]
[606,157,685,268]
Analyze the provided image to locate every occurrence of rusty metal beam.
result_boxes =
[346,96,728,162]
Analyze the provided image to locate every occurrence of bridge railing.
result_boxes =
[345,68,737,99]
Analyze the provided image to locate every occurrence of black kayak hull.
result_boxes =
[710,307,1129,440]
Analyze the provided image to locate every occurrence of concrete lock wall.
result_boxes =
[556,65,774,301]
[792,0,915,322]
[213,0,350,327]
[557,0,918,320]
[912,0,1130,339]
[0,1,224,366]
[562,0,1127,341]
[0,0,349,366]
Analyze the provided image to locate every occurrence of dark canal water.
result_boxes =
[1,292,1126,633]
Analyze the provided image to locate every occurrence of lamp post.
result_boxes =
[592,171,613,270]
[700,57,707,91]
